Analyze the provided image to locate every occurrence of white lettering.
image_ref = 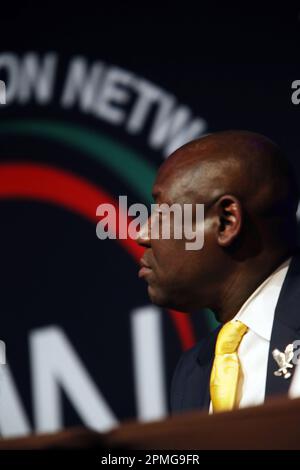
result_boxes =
[30,326,117,433]
[0,365,31,437]
[18,53,57,104]
[61,57,105,111]
[131,306,167,421]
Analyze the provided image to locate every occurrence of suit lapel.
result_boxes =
[266,249,300,397]
[182,249,300,410]
[181,325,220,411]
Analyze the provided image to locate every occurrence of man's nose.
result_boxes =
[136,216,151,247]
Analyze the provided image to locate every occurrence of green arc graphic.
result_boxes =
[0,119,156,204]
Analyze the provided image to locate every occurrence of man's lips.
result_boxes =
[138,258,153,279]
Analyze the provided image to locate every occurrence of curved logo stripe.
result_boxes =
[0,120,157,203]
[0,162,196,350]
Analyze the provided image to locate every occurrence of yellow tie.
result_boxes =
[210,320,248,413]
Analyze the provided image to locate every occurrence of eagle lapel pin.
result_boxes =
[272,344,294,379]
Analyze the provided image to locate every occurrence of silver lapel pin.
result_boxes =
[272,344,294,379]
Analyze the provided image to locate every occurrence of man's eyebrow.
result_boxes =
[152,189,161,200]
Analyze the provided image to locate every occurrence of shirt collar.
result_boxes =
[233,257,292,341]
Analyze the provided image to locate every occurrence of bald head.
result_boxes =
[138,130,299,317]
[155,130,299,250]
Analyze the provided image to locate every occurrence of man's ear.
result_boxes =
[216,195,242,247]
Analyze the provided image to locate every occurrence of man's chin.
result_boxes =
[147,285,183,311]
[147,285,168,307]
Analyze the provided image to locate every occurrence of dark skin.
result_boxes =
[137,130,299,323]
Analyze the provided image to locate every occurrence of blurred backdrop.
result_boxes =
[0,3,299,436]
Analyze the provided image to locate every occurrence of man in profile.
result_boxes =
[137,130,300,414]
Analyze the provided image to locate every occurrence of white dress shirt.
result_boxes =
[209,256,292,412]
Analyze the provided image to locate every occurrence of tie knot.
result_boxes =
[215,320,248,355]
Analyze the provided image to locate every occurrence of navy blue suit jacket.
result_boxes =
[170,249,300,413]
